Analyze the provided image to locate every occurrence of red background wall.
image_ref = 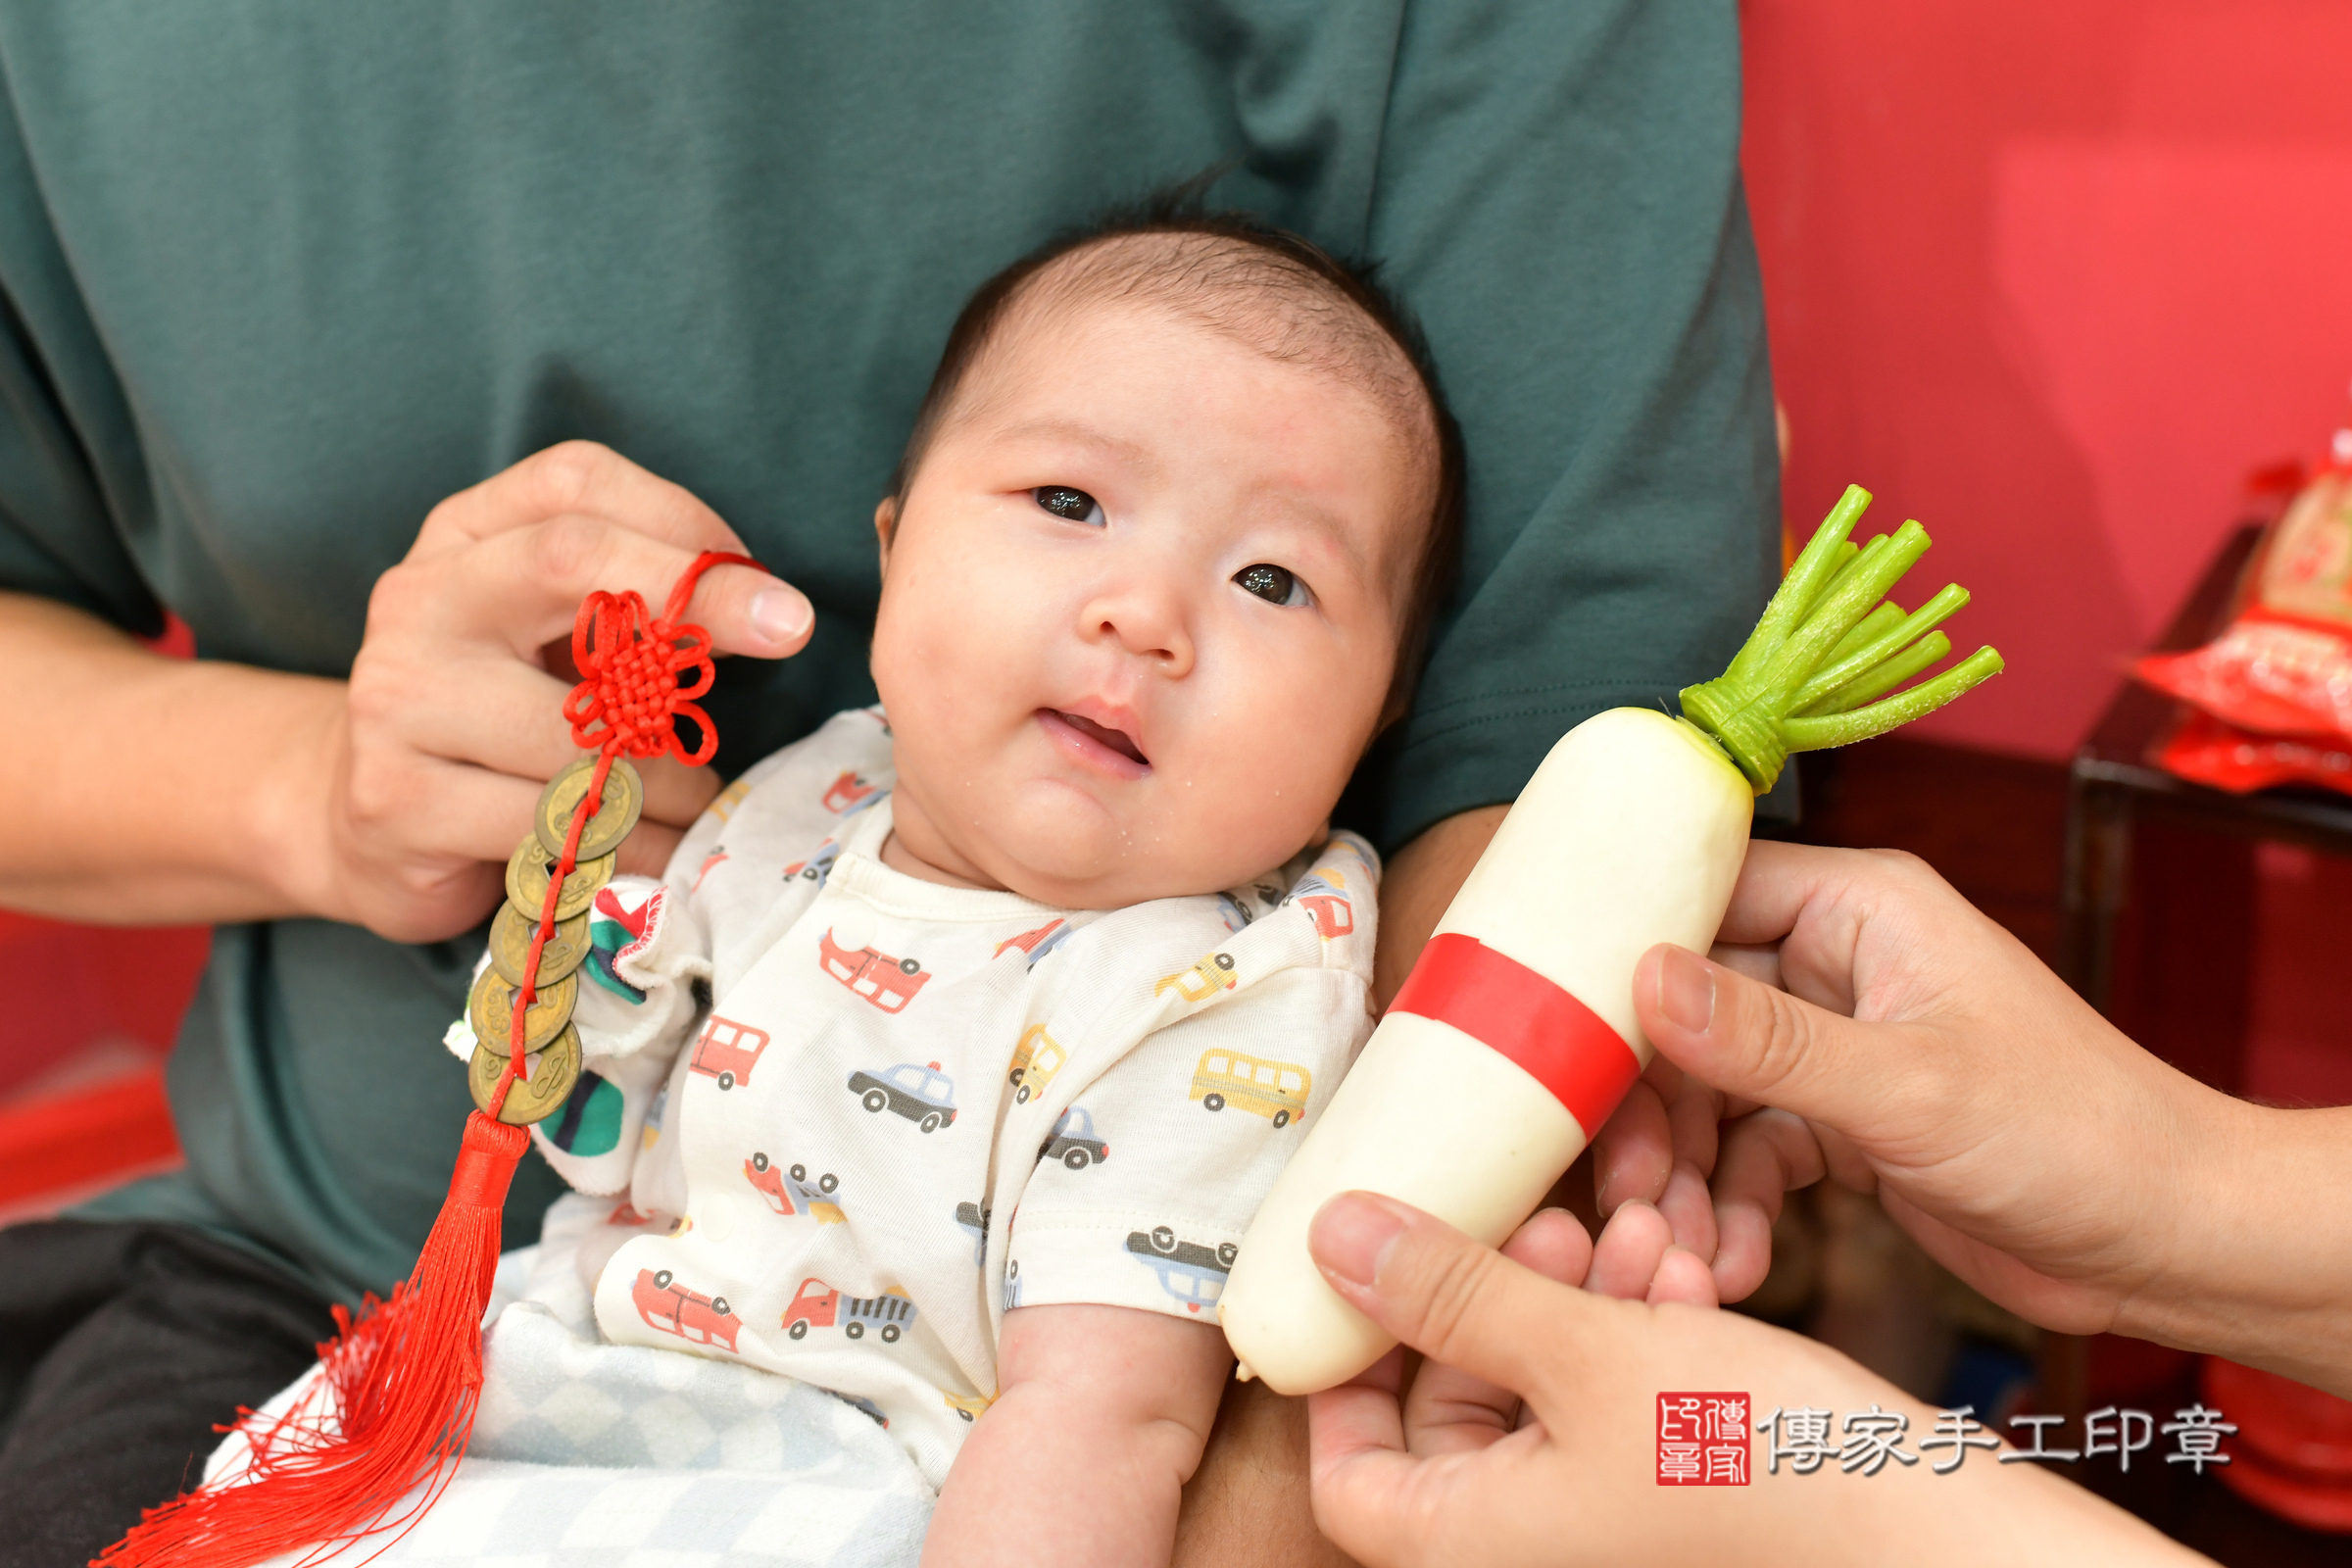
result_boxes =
[1742,0,2352,1109]
[1742,0,2352,759]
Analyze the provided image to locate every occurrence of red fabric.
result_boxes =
[1387,932,1642,1141]
[99,550,763,1568]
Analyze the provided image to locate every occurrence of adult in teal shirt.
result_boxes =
[0,1,1776,1557]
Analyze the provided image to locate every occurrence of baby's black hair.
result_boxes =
[886,190,1466,726]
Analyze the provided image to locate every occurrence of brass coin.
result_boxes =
[469,1024,582,1126]
[467,965,577,1057]
[506,835,615,922]
[535,756,645,862]
[490,904,592,988]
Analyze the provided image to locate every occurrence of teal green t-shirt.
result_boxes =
[0,1,1777,1301]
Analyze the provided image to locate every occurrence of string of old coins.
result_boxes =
[466,753,646,1124]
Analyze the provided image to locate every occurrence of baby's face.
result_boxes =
[870,295,1428,908]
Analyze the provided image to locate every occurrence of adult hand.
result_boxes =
[297,441,812,941]
[1593,841,2352,1396]
[1304,1191,2198,1568]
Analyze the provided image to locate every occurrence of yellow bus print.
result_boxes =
[1190,1050,1310,1128]
[1007,1024,1067,1104]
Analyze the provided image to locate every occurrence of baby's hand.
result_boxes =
[922,1303,1229,1568]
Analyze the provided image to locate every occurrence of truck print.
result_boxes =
[819,928,932,1012]
[1190,1049,1311,1127]
[1041,1105,1108,1170]
[744,1152,846,1222]
[1126,1227,1239,1315]
[1288,871,1354,939]
[993,917,1072,967]
[848,1060,957,1132]
[631,1268,741,1351]
[1153,950,1237,1003]
[821,769,878,814]
[956,1200,990,1266]
[784,1277,919,1342]
[1005,1023,1067,1104]
[688,1015,772,1092]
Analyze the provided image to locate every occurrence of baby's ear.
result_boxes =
[873,497,897,574]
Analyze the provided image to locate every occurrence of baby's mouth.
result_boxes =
[1043,709,1150,768]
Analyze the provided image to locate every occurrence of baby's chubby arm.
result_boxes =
[923,1303,1231,1568]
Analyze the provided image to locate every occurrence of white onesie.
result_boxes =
[448,708,1379,1485]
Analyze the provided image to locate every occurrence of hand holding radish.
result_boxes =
[1604,839,2352,1399]
[1222,485,2005,1394]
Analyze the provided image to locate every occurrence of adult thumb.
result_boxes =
[1634,942,1917,1138]
[1308,1192,1583,1402]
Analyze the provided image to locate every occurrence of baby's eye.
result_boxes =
[1234,564,1310,608]
[1033,486,1104,525]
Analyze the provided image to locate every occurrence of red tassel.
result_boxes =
[94,551,763,1568]
[96,1113,526,1567]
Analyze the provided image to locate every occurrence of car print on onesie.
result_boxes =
[829,1391,889,1428]
[781,838,842,887]
[819,928,931,1012]
[1287,871,1354,939]
[689,1015,771,1092]
[1041,1106,1108,1170]
[821,769,878,814]
[1005,1023,1066,1103]
[943,1390,996,1423]
[1126,1228,1238,1315]
[632,1268,741,1351]
[993,917,1072,967]
[1190,1049,1311,1128]
[956,1201,990,1267]
[1153,950,1237,1003]
[849,1060,956,1132]
[785,1277,918,1342]
[745,1152,846,1222]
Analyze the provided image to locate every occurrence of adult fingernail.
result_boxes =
[750,586,812,645]
[1310,1193,1407,1288]
[1656,945,1716,1035]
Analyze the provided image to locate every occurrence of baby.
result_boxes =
[473,210,1463,1565]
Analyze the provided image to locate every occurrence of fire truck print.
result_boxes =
[688,1015,771,1092]
[1005,1023,1067,1104]
[631,1268,742,1351]
[1288,871,1354,939]
[993,917,1073,967]
[784,1277,918,1342]
[821,769,878,814]
[819,928,932,1012]
[956,1201,990,1266]
[744,1152,845,1222]
[849,1060,957,1132]
[1127,1228,1238,1314]
[1041,1105,1108,1170]
[1153,950,1238,1003]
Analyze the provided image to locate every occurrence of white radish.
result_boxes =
[1218,485,2003,1395]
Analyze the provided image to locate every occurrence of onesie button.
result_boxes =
[827,904,876,956]
[702,1198,737,1243]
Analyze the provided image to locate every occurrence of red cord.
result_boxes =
[492,550,761,1117]
[95,549,768,1568]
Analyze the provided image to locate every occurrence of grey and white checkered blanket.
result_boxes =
[212,1194,934,1567]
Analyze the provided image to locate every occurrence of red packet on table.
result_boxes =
[2154,708,2352,799]
[2136,468,2352,740]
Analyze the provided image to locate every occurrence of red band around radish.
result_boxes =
[1387,932,1640,1140]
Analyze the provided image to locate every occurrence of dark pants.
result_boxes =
[0,1220,333,1568]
